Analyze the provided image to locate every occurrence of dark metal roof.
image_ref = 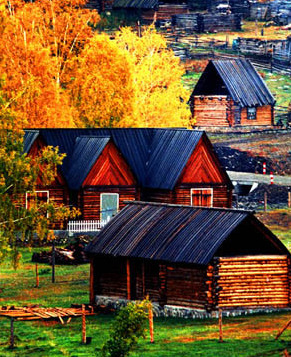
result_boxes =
[23,130,40,154]
[66,136,110,190]
[192,59,275,107]
[145,130,203,189]
[23,129,216,190]
[113,0,158,9]
[85,202,255,265]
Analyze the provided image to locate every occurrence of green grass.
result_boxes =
[1,245,291,356]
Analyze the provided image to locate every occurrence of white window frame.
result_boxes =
[100,193,119,221]
[190,188,213,207]
[25,190,50,217]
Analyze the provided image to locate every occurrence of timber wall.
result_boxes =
[193,96,234,127]
[174,186,231,208]
[81,187,137,220]
[240,105,273,126]
[212,256,291,309]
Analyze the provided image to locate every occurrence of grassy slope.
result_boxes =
[0,243,291,357]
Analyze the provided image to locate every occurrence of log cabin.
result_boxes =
[24,130,70,229]
[24,128,233,225]
[85,201,291,311]
[189,59,276,128]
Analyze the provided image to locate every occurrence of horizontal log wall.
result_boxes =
[93,256,128,299]
[240,105,273,126]
[193,96,232,127]
[166,265,208,309]
[141,188,173,204]
[213,256,290,309]
[175,186,231,208]
[81,187,137,220]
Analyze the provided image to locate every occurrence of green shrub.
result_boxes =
[101,300,150,357]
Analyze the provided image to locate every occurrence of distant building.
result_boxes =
[189,59,276,128]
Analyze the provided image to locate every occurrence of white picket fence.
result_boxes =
[67,219,109,232]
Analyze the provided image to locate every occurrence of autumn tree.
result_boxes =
[0,86,78,267]
[69,34,134,127]
[0,0,99,128]
[114,26,192,128]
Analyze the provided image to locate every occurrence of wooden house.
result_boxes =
[24,128,233,224]
[24,130,70,229]
[190,59,276,127]
[85,201,291,311]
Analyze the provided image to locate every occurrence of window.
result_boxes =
[26,191,49,217]
[100,193,119,221]
[191,189,213,207]
[247,107,256,120]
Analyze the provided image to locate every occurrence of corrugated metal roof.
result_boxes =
[146,130,203,189]
[192,59,275,107]
[23,130,40,154]
[24,129,213,190]
[66,136,110,190]
[85,202,255,265]
[113,0,158,9]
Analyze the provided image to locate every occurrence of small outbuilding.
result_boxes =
[190,59,276,127]
[86,201,291,312]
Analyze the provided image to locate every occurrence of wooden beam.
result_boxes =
[89,259,95,305]
[127,259,131,300]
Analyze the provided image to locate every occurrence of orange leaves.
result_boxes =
[0,0,99,128]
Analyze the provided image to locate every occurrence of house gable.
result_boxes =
[27,135,67,187]
[177,135,230,185]
[83,140,136,187]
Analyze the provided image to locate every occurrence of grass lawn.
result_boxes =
[1,243,291,357]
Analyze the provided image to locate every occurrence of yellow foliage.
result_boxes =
[69,34,134,128]
[115,26,191,128]
[0,0,99,128]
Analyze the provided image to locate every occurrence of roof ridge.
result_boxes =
[123,201,253,214]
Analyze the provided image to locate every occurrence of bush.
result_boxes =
[101,300,150,357]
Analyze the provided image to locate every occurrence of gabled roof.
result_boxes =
[67,136,110,190]
[192,59,276,107]
[23,128,230,190]
[113,0,158,9]
[85,202,289,265]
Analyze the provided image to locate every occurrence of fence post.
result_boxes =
[10,318,14,349]
[82,304,86,344]
[35,263,39,288]
[52,241,55,283]
[219,309,223,343]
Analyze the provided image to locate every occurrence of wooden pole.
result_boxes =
[10,317,14,349]
[264,191,267,212]
[82,304,86,344]
[288,190,291,208]
[275,319,291,340]
[52,241,55,283]
[142,261,145,298]
[126,259,131,300]
[35,263,39,288]
[219,309,223,343]
[148,306,154,343]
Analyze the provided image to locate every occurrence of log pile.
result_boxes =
[210,256,291,309]
[31,238,89,265]
[171,13,241,32]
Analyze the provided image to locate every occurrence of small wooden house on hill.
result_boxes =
[190,59,276,128]
[85,201,291,311]
[24,128,233,224]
